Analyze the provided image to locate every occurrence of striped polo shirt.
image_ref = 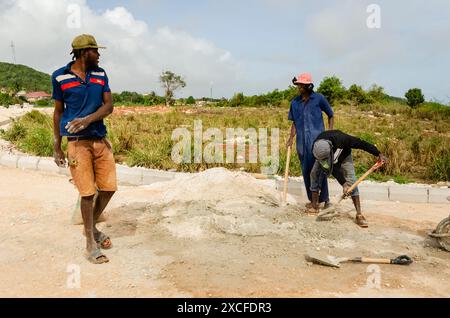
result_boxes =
[52,61,111,137]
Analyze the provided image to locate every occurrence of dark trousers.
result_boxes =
[299,150,329,203]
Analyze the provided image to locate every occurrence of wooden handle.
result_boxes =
[360,257,391,264]
[283,146,292,203]
[342,161,384,198]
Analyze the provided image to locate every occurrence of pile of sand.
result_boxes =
[134,168,426,256]
[144,168,298,239]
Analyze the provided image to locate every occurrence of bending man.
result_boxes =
[310,130,387,228]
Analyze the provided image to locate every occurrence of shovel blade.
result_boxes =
[316,206,338,221]
[305,252,341,268]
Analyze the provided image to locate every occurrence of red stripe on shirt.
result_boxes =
[61,81,81,91]
[89,78,105,86]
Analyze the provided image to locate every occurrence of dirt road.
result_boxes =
[0,166,449,297]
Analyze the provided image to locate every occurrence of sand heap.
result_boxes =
[144,168,298,239]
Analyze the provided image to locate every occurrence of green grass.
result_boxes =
[2,102,449,183]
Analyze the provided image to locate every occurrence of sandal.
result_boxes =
[85,249,109,264]
[96,232,113,250]
[355,215,369,228]
[305,207,320,215]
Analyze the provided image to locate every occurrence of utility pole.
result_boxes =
[10,41,16,64]
[210,81,213,100]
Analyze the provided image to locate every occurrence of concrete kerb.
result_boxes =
[116,164,144,186]
[142,168,176,184]
[17,156,40,170]
[0,153,19,168]
[429,187,450,204]
[388,184,430,203]
[37,157,60,174]
[0,151,448,203]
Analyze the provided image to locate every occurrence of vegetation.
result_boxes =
[3,101,449,182]
[0,93,24,107]
[405,88,425,108]
[0,62,52,93]
[1,65,448,182]
[317,76,346,106]
[112,91,165,106]
[159,71,186,106]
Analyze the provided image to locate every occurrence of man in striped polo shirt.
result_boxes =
[52,34,116,264]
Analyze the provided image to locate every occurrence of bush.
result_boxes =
[186,96,195,105]
[347,84,371,104]
[367,84,386,101]
[317,76,346,105]
[35,99,51,107]
[0,93,21,106]
[2,120,26,141]
[405,88,424,108]
[20,127,54,156]
[229,92,245,107]
[428,152,450,181]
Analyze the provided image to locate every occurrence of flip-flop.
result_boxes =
[96,232,113,250]
[85,249,109,264]
[305,207,320,215]
[355,215,369,228]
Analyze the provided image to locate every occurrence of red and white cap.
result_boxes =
[293,72,313,84]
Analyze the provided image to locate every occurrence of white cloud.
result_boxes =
[304,0,450,101]
[0,0,241,97]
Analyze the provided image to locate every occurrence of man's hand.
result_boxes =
[286,137,294,148]
[65,117,91,134]
[343,182,352,196]
[378,153,388,165]
[54,148,66,167]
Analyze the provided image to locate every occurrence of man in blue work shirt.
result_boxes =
[287,73,334,213]
[52,34,116,264]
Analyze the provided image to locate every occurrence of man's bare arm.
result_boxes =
[287,122,297,147]
[328,116,334,130]
[66,92,114,134]
[53,100,66,167]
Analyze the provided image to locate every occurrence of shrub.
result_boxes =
[367,84,386,101]
[405,88,425,108]
[229,93,245,107]
[347,84,371,104]
[186,96,195,105]
[317,76,346,105]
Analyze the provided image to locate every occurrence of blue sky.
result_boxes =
[1,0,449,102]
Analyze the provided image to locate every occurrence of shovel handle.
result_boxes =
[359,257,391,264]
[341,161,385,199]
[354,255,413,266]
[283,145,292,203]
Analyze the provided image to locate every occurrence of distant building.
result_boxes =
[25,91,51,102]
[16,90,27,97]
[195,100,208,107]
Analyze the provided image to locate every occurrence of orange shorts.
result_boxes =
[67,138,117,197]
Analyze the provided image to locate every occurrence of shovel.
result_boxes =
[305,252,413,268]
[317,160,385,221]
